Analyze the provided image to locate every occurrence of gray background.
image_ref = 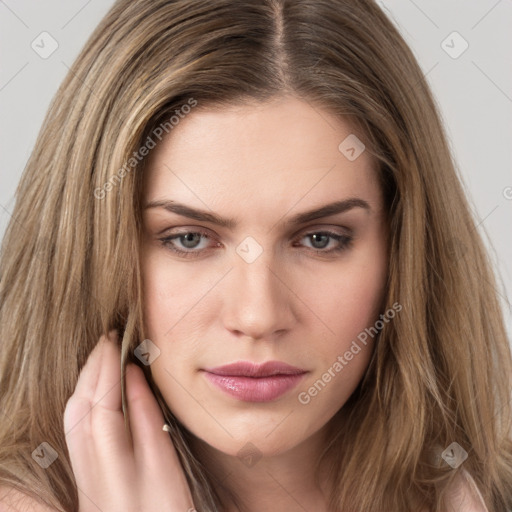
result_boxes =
[1,1,511,339]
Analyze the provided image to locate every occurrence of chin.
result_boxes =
[186,422,303,459]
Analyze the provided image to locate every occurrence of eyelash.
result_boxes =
[158,229,353,259]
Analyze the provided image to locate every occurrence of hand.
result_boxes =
[63,331,196,512]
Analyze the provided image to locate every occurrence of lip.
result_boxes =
[201,361,308,402]
[204,360,307,377]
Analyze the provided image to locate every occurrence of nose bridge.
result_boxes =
[236,250,278,300]
[221,237,294,339]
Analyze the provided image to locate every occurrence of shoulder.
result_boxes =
[0,485,58,512]
[444,468,489,512]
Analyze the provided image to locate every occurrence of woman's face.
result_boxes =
[140,95,388,459]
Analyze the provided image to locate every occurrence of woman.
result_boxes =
[0,0,511,511]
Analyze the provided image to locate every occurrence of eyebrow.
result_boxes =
[144,197,371,229]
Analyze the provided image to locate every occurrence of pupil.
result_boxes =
[182,233,201,248]
[311,234,329,249]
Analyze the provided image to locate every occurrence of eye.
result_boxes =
[159,229,220,258]
[294,231,353,254]
[158,228,353,259]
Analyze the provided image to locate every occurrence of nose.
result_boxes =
[220,248,296,341]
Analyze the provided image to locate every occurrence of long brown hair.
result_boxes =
[0,0,511,510]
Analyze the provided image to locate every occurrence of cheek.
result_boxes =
[141,259,171,340]
[295,243,387,408]
[301,250,387,345]
[140,250,210,339]
[295,279,384,423]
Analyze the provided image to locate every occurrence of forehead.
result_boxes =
[143,96,382,217]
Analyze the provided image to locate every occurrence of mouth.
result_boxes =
[201,361,308,402]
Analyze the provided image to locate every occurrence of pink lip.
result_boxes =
[202,361,308,402]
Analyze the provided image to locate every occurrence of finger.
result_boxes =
[92,330,122,412]
[67,331,126,451]
[70,333,111,403]
[64,332,113,439]
[88,331,132,463]
[125,364,195,509]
